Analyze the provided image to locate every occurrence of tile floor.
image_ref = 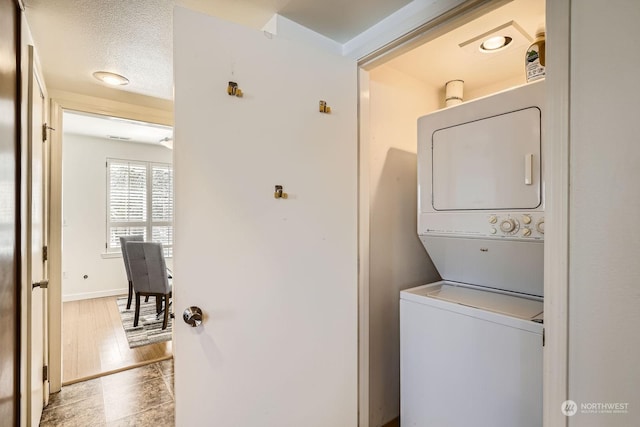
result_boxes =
[40,359,174,427]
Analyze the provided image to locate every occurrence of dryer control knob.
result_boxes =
[536,218,545,234]
[522,215,532,224]
[488,215,498,224]
[490,227,497,234]
[522,228,532,237]
[500,219,519,234]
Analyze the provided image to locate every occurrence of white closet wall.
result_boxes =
[366,64,440,426]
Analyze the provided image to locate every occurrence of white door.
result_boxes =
[174,8,357,426]
[27,45,48,426]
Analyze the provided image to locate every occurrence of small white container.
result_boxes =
[445,79,464,107]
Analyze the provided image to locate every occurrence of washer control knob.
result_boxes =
[522,228,532,237]
[500,218,519,234]
[522,214,532,225]
[536,218,545,234]
[488,215,498,224]
[490,227,497,234]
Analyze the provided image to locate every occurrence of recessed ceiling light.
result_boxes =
[93,71,129,86]
[459,21,532,59]
[480,36,513,52]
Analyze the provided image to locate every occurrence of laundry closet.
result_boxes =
[360,0,546,425]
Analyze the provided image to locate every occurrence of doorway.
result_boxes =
[59,110,174,384]
[358,0,545,425]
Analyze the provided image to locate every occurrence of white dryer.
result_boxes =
[401,80,545,426]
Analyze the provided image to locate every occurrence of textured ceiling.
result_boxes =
[22,0,411,108]
[24,0,175,107]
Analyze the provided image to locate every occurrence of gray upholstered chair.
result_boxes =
[119,234,144,310]
[126,241,172,330]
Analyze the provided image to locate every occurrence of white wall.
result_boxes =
[366,65,441,426]
[568,1,640,425]
[61,133,172,301]
[463,75,527,103]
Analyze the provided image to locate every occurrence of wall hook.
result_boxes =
[274,185,288,199]
[319,100,331,114]
[227,81,243,97]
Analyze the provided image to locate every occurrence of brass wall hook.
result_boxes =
[319,100,331,114]
[227,81,243,97]
[274,185,288,199]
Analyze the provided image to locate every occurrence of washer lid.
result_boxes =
[409,282,543,320]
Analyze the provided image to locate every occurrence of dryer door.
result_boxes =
[432,107,541,211]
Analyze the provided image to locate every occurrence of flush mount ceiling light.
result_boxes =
[459,21,532,57]
[93,71,129,86]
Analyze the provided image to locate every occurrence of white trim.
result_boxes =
[49,90,173,124]
[344,0,494,60]
[543,0,570,425]
[48,100,63,395]
[344,0,465,59]
[352,0,511,71]
[48,93,172,393]
[24,43,50,427]
[100,252,123,259]
[62,289,128,302]
[357,68,371,427]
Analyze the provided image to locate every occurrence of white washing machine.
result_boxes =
[400,282,543,426]
[402,81,546,426]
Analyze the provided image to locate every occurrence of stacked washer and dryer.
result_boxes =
[400,80,545,426]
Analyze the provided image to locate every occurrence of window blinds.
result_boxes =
[107,159,173,256]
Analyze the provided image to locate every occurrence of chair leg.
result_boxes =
[156,296,162,314]
[162,294,170,330]
[126,280,133,310]
[134,293,141,327]
[145,295,150,303]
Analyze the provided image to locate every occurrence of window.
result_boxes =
[107,159,173,257]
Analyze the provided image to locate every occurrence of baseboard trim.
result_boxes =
[62,288,127,302]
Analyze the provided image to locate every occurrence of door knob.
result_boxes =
[32,280,48,290]
[183,306,203,327]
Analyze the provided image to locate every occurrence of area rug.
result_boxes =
[116,296,172,349]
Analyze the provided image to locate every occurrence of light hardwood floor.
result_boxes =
[63,296,172,384]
